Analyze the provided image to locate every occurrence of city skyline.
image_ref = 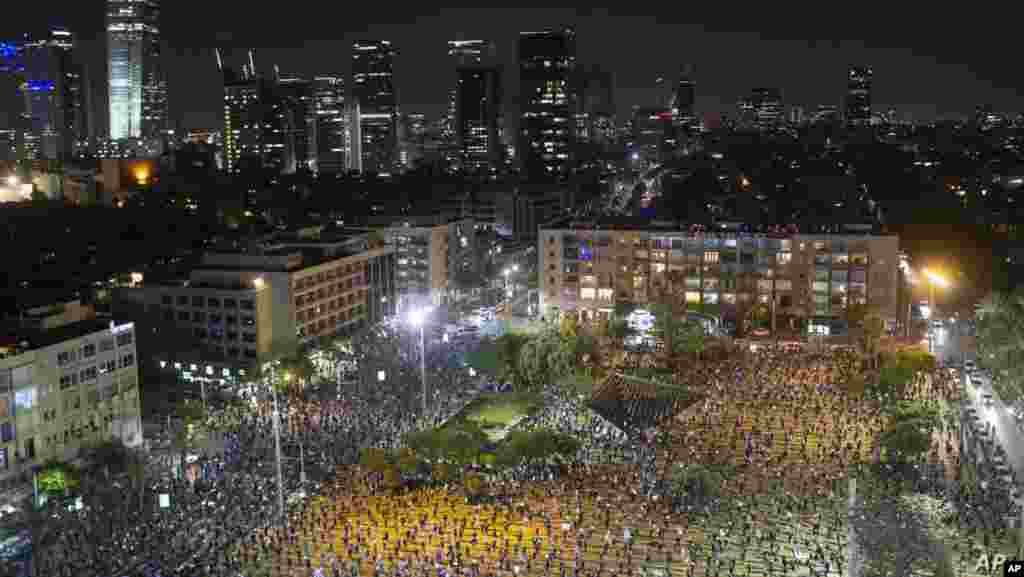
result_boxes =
[1,3,1022,133]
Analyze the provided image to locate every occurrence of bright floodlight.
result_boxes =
[6,176,16,187]
[923,269,949,288]
[253,277,265,289]
[408,308,427,327]
[503,268,511,276]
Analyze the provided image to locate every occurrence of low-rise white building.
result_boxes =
[0,319,142,481]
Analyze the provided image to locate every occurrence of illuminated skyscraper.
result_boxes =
[220,53,286,175]
[275,74,314,174]
[672,66,696,129]
[20,27,83,162]
[455,66,503,175]
[518,27,576,182]
[311,76,346,174]
[446,39,496,169]
[846,65,872,127]
[107,0,166,141]
[351,40,397,174]
[750,87,783,129]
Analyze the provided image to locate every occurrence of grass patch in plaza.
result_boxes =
[459,391,539,428]
[465,340,501,375]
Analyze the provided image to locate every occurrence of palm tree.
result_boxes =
[649,271,688,368]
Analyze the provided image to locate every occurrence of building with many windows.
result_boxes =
[518,28,576,182]
[0,319,141,482]
[20,27,83,164]
[114,228,396,374]
[373,218,476,310]
[455,66,503,175]
[352,40,398,174]
[311,75,347,174]
[538,219,900,335]
[106,0,166,141]
[846,65,872,127]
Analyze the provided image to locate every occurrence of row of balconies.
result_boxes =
[294,279,367,307]
[293,265,367,292]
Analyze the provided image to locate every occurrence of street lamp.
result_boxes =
[922,269,950,356]
[408,307,431,416]
[267,363,286,525]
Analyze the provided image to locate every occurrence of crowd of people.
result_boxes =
[30,320,487,577]
[22,314,1021,577]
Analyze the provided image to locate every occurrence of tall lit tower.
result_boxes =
[311,76,346,174]
[20,27,82,163]
[455,66,503,175]
[672,66,696,128]
[446,38,496,170]
[351,40,397,174]
[107,0,165,141]
[447,39,495,135]
[846,65,872,127]
[518,27,576,182]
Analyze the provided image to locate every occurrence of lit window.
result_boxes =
[597,288,614,301]
[580,288,596,300]
[704,251,719,263]
[685,291,701,304]
[777,252,792,265]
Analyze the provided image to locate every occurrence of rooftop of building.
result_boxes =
[0,318,131,358]
[196,226,374,272]
[542,216,886,236]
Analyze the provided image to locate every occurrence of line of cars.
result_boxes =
[965,360,1024,428]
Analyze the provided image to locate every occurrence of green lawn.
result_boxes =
[557,371,596,397]
[461,391,539,427]
[465,341,501,375]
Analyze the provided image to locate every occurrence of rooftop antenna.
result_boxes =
[274,64,280,81]
[248,49,256,78]
[215,47,223,71]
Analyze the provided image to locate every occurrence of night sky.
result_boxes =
[1,1,1022,131]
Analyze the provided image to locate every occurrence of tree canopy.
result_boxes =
[976,289,1024,402]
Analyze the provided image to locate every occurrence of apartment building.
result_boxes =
[538,219,900,334]
[375,217,475,309]
[0,319,142,481]
[115,228,397,383]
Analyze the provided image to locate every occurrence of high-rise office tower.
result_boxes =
[846,65,872,127]
[750,87,783,129]
[455,66,503,175]
[573,65,615,156]
[518,27,576,182]
[346,101,362,173]
[672,66,696,129]
[446,39,496,168]
[20,27,83,162]
[107,0,166,141]
[221,52,284,174]
[311,76,346,174]
[351,40,397,174]
[447,39,495,127]
[276,74,314,174]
